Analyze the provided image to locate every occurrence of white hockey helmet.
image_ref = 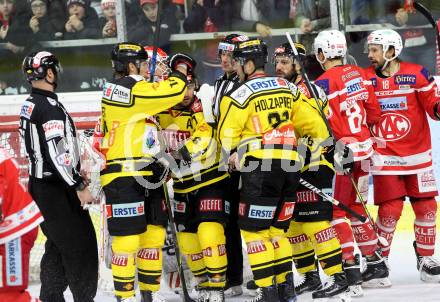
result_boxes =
[367,29,403,61]
[313,30,347,64]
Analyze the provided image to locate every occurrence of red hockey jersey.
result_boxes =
[0,148,43,244]
[365,62,440,175]
[315,65,381,161]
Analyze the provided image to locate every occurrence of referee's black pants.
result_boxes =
[29,177,98,302]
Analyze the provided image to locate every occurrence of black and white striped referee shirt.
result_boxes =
[213,72,241,121]
[19,88,83,188]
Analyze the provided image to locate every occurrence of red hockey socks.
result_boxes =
[376,199,404,256]
[412,198,437,256]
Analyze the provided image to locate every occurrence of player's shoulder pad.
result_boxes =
[311,82,328,102]
[286,81,300,99]
[245,76,290,93]
[20,96,37,120]
[227,83,253,105]
[398,62,432,84]
[314,78,330,95]
[102,77,135,105]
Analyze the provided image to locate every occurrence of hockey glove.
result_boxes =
[334,144,354,175]
[169,53,197,74]
[435,102,440,120]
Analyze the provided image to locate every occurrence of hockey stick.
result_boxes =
[286,32,388,243]
[149,0,164,82]
[144,1,194,299]
[162,181,195,302]
[299,178,367,223]
[413,1,440,53]
[140,118,195,302]
[285,32,333,136]
[349,176,389,247]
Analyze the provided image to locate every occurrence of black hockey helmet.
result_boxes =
[273,42,306,63]
[233,38,268,69]
[111,42,148,73]
[22,51,61,83]
[217,34,249,57]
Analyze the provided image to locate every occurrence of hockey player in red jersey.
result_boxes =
[273,42,349,300]
[314,30,390,294]
[0,147,44,302]
[366,29,440,283]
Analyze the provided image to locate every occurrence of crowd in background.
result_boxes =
[0,0,439,93]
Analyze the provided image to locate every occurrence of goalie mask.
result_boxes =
[144,46,170,81]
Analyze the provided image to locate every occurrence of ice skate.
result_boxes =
[141,290,167,302]
[312,272,350,302]
[208,288,225,302]
[361,251,391,288]
[245,285,279,302]
[244,280,259,297]
[343,254,363,297]
[224,284,243,297]
[116,296,137,302]
[194,287,210,302]
[414,241,440,283]
[294,269,322,295]
[278,272,297,302]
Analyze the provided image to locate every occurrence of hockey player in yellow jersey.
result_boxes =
[218,38,328,302]
[273,42,349,300]
[99,42,195,302]
[156,74,229,302]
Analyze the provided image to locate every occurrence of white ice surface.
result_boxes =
[29,231,440,302]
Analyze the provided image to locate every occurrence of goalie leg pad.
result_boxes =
[111,235,138,299]
[138,225,166,292]
[411,198,437,256]
[303,221,343,277]
[287,221,316,275]
[270,226,293,285]
[241,229,275,288]
[198,222,227,288]
[376,198,404,257]
[178,231,208,280]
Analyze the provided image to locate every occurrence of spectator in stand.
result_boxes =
[99,0,116,37]
[385,0,440,75]
[64,0,100,39]
[48,0,67,38]
[128,0,179,52]
[293,0,330,53]
[183,0,226,83]
[0,0,32,93]
[0,0,30,55]
[28,0,59,40]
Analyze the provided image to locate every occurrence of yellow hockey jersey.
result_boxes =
[218,76,329,167]
[100,72,187,186]
[295,80,333,172]
[156,98,228,193]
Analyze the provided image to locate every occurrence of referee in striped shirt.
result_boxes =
[214,33,248,297]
